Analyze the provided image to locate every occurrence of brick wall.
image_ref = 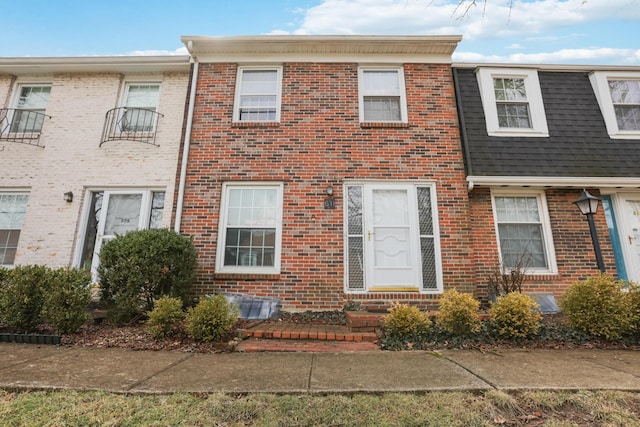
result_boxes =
[469,187,616,302]
[0,71,189,267]
[180,62,472,310]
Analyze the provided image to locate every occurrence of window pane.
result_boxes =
[494,78,527,101]
[498,223,547,269]
[347,186,363,235]
[417,187,433,235]
[149,192,165,229]
[614,106,640,130]
[609,80,640,104]
[363,97,401,121]
[223,227,276,267]
[363,71,399,95]
[240,70,277,94]
[421,237,437,290]
[0,194,28,229]
[497,103,531,128]
[103,194,143,235]
[347,236,364,290]
[126,84,160,108]
[17,86,50,109]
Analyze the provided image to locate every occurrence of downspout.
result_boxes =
[451,68,474,192]
[174,44,199,233]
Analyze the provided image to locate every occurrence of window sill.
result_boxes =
[0,133,41,140]
[231,122,280,128]
[487,129,549,138]
[360,122,410,129]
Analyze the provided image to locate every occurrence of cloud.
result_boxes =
[454,47,640,65]
[125,47,188,56]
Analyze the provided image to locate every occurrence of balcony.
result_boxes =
[100,107,163,147]
[0,108,50,147]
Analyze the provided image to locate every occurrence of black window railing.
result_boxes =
[100,107,163,147]
[0,108,50,147]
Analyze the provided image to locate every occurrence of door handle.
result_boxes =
[368,231,372,241]
[630,235,634,245]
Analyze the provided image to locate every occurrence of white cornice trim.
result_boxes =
[182,35,461,63]
[0,56,191,76]
[467,176,640,190]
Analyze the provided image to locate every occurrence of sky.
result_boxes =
[2,0,639,65]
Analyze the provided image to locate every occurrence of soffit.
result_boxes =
[0,56,191,76]
[182,35,462,63]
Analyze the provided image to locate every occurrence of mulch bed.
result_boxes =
[5,311,640,353]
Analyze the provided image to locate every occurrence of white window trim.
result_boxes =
[476,68,549,137]
[7,81,52,133]
[215,182,284,274]
[589,71,640,139]
[232,65,283,123]
[358,66,408,123]
[490,189,557,275]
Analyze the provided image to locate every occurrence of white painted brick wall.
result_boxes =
[0,69,190,268]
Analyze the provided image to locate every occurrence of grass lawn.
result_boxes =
[1,389,639,426]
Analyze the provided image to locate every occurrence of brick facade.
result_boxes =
[0,58,190,268]
[179,59,473,310]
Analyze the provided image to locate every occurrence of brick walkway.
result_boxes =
[236,337,380,352]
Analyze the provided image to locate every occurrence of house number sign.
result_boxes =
[324,197,335,210]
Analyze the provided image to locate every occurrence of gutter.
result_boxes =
[174,42,199,233]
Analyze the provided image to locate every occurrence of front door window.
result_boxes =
[618,194,640,282]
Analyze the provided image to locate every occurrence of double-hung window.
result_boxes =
[590,72,640,138]
[216,183,283,274]
[121,83,160,132]
[358,67,407,123]
[234,67,282,122]
[0,193,29,265]
[476,68,548,137]
[492,191,556,274]
[10,84,51,133]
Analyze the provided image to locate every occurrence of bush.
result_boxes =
[0,265,92,334]
[185,294,239,342]
[436,289,481,336]
[381,302,432,341]
[0,265,49,332]
[97,228,198,318]
[560,274,635,340]
[146,296,185,338]
[489,292,542,339]
[44,268,92,334]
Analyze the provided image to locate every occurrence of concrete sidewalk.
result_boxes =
[2,343,640,394]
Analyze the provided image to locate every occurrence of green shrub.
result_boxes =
[43,268,92,334]
[627,282,640,335]
[97,228,198,318]
[489,292,542,339]
[436,289,481,336]
[185,295,239,342]
[560,274,635,340]
[146,296,185,338]
[0,265,49,332]
[381,302,432,341]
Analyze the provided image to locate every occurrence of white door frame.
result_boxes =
[613,192,640,282]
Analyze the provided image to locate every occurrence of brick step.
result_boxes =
[242,323,378,343]
[236,338,380,353]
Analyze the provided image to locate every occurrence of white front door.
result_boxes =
[618,194,640,282]
[89,191,149,278]
[364,185,422,291]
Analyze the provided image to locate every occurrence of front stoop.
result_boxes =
[345,310,385,332]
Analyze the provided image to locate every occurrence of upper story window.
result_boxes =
[100,81,162,146]
[491,190,557,275]
[476,68,548,137]
[358,67,407,123]
[233,66,282,122]
[122,83,160,132]
[0,192,29,266]
[216,182,283,274]
[590,71,640,139]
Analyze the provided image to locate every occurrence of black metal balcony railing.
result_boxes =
[0,108,50,147]
[100,107,163,147]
